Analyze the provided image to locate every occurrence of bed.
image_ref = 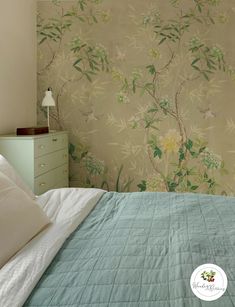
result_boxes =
[0,185,235,307]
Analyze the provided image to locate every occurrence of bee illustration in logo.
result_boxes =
[201,270,216,282]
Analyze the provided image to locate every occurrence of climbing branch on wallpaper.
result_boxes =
[146,129,168,191]
[38,46,57,76]
[55,75,85,129]
[158,47,175,75]
[151,54,175,98]
[37,6,65,75]
[116,0,234,194]
[174,76,200,143]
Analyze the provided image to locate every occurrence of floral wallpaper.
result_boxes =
[37,0,235,195]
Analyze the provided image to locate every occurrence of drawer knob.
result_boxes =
[63,170,68,174]
[39,182,46,186]
[40,163,46,168]
[52,138,58,142]
[39,145,45,149]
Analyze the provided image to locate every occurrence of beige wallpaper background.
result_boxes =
[0,0,37,134]
[37,0,235,195]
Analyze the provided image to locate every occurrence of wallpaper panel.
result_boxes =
[37,0,235,194]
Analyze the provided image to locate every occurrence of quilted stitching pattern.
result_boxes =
[24,192,235,307]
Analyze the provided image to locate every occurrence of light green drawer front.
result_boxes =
[54,178,69,189]
[34,164,68,195]
[34,149,68,177]
[34,133,68,157]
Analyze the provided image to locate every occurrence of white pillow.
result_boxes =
[0,154,34,199]
[0,171,51,268]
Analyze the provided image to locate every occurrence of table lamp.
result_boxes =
[41,87,55,131]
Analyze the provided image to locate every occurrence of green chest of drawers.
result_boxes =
[0,131,69,195]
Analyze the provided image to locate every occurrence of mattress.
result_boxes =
[23,191,235,307]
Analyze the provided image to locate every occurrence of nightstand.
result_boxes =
[0,131,69,195]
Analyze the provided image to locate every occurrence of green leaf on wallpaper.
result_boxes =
[39,37,47,45]
[191,185,199,191]
[137,180,146,192]
[159,37,167,45]
[175,171,182,177]
[202,71,209,80]
[153,146,162,159]
[92,15,98,23]
[77,16,86,22]
[88,60,95,70]
[69,143,75,155]
[192,65,200,72]
[74,66,83,73]
[55,26,62,34]
[147,107,158,113]
[199,146,206,153]
[188,167,197,176]
[179,148,185,161]
[84,72,92,82]
[78,0,86,11]
[167,181,177,192]
[146,65,156,75]
[144,117,154,128]
[143,83,155,92]
[191,58,200,66]
[132,80,136,93]
[122,78,129,91]
[88,70,96,75]
[196,3,202,13]
[206,60,215,70]
[115,164,124,192]
[73,58,82,66]
[63,12,73,17]
[194,17,203,24]
[93,59,99,68]
[185,139,193,150]
[69,143,78,161]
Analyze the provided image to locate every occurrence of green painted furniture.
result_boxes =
[0,131,69,194]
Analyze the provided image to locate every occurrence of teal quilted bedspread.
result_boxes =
[24,192,235,307]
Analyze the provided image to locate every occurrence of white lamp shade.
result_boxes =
[42,89,55,107]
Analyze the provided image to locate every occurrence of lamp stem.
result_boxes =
[47,106,50,131]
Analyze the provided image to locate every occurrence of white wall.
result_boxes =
[0,0,37,134]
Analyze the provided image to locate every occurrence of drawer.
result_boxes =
[54,178,69,189]
[55,164,69,186]
[34,149,68,176]
[34,164,68,195]
[34,133,68,157]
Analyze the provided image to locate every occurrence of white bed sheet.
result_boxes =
[0,187,105,307]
